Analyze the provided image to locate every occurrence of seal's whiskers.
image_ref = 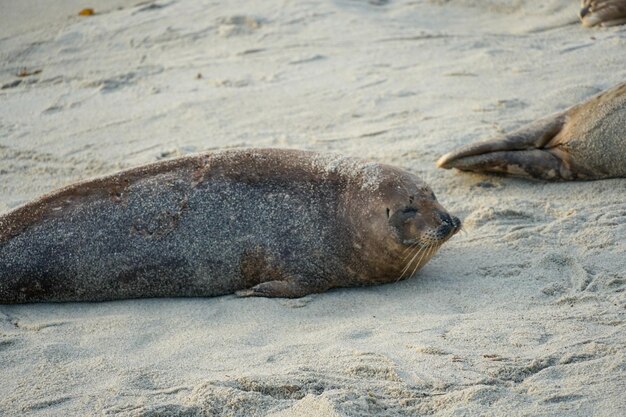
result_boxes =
[411,244,433,278]
[413,244,438,278]
[397,245,424,282]
[402,242,420,259]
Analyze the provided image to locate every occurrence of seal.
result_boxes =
[579,1,626,27]
[437,82,626,180]
[0,148,460,303]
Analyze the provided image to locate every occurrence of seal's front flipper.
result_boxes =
[236,279,324,298]
[436,113,574,180]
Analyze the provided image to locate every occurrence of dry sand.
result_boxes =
[0,0,625,416]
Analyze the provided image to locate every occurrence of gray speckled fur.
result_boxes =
[0,156,348,302]
[1,173,340,301]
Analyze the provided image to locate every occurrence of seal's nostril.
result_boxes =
[437,210,452,225]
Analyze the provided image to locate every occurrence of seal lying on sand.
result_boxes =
[0,149,460,303]
[579,0,626,27]
[437,82,626,180]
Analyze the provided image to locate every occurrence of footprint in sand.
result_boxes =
[536,252,592,297]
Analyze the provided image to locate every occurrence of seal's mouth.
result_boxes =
[395,213,461,281]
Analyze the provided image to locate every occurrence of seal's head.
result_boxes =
[383,170,460,247]
[351,165,461,282]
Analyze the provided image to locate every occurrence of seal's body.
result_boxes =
[0,149,459,303]
[437,82,626,181]
[580,1,626,27]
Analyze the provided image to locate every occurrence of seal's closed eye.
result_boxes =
[388,207,419,230]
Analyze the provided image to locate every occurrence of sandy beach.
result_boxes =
[0,0,625,415]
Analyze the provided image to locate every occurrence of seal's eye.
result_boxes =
[431,191,436,200]
[402,207,418,216]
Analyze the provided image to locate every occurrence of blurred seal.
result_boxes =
[579,1,626,27]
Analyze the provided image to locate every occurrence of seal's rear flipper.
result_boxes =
[436,113,575,180]
[439,149,574,180]
[580,1,626,28]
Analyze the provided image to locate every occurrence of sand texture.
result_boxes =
[0,0,625,416]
